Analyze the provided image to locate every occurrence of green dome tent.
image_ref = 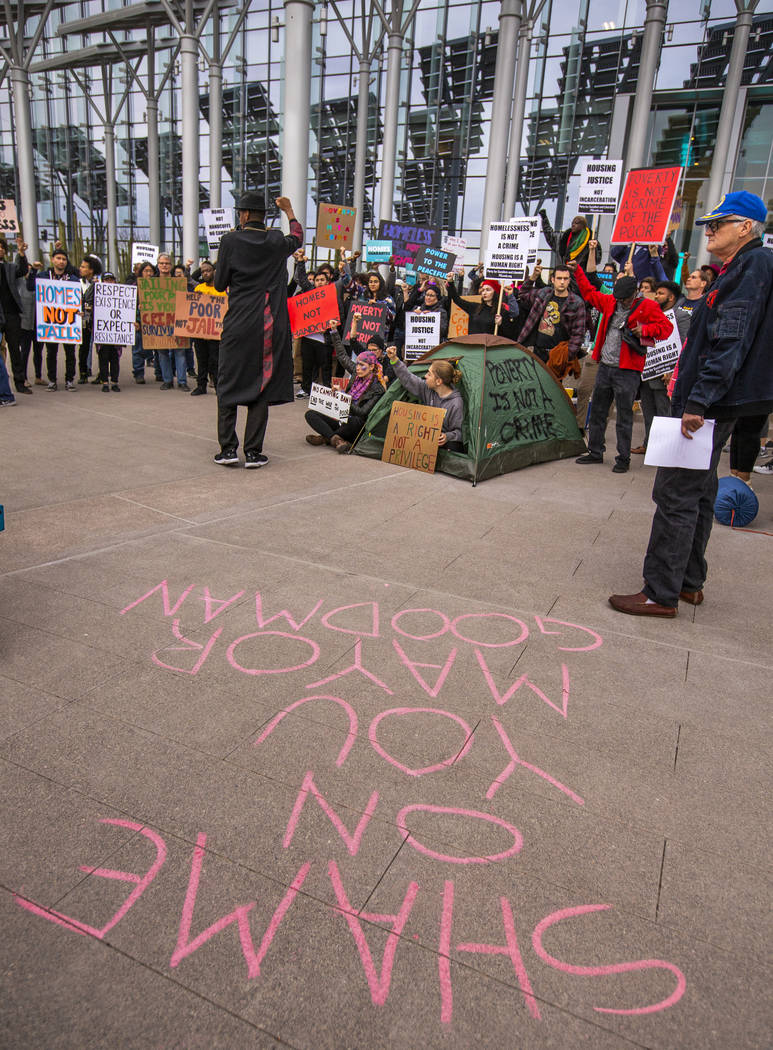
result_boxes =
[351,334,587,484]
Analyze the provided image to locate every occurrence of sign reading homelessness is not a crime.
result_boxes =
[93,283,137,344]
[404,311,441,362]
[484,219,540,281]
[174,291,229,340]
[35,279,82,343]
[577,158,623,214]
[382,400,447,474]
[287,283,340,339]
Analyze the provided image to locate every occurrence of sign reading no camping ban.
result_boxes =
[484,219,540,281]
[577,159,623,215]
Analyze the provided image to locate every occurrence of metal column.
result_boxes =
[180,1,200,261]
[146,37,161,246]
[209,4,223,209]
[282,0,313,230]
[10,64,39,261]
[481,0,522,244]
[624,0,667,172]
[503,19,533,218]
[379,28,403,223]
[352,56,371,250]
[104,122,119,273]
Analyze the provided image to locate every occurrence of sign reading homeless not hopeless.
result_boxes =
[484,219,540,281]
[377,220,440,268]
[610,166,682,245]
[343,300,388,342]
[93,283,137,344]
[138,276,190,348]
[174,291,229,340]
[35,279,82,343]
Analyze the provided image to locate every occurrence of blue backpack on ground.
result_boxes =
[714,475,759,527]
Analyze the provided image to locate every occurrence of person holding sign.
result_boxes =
[0,235,30,395]
[405,280,448,341]
[94,273,123,391]
[190,260,224,396]
[515,264,586,371]
[27,247,81,391]
[446,274,518,337]
[385,346,464,451]
[539,211,600,271]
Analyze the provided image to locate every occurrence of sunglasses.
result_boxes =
[704,218,744,234]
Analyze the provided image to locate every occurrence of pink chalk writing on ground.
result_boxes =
[486,717,585,805]
[450,612,529,648]
[396,804,523,865]
[320,602,380,637]
[254,694,358,767]
[120,580,195,617]
[329,860,418,1006]
[532,905,687,1015]
[227,630,321,675]
[392,640,459,698]
[391,608,452,640]
[283,771,379,855]
[152,618,224,675]
[255,593,323,631]
[368,707,474,776]
[171,832,310,977]
[15,819,166,938]
[476,650,571,718]
[306,638,394,694]
[533,616,603,652]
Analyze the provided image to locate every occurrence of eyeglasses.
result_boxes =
[704,218,744,234]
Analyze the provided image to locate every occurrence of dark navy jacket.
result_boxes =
[673,239,773,419]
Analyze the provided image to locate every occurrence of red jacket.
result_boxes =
[575,266,673,373]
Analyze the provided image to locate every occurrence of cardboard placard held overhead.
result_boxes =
[0,198,18,235]
[131,242,160,268]
[448,295,480,338]
[413,245,456,280]
[610,167,683,245]
[381,400,447,474]
[138,276,190,348]
[343,300,388,342]
[202,208,232,252]
[93,283,137,344]
[35,279,82,343]
[577,158,623,215]
[308,382,352,421]
[404,311,441,362]
[316,203,356,250]
[641,309,681,382]
[377,220,441,268]
[484,219,539,280]
[287,283,340,339]
[174,291,229,340]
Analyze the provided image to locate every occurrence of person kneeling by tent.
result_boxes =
[385,345,465,452]
[305,319,388,453]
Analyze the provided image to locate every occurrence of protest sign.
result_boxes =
[93,283,137,345]
[343,300,388,342]
[332,376,348,392]
[202,208,232,252]
[308,382,352,422]
[442,235,467,274]
[641,309,682,382]
[287,283,339,339]
[484,218,540,280]
[610,166,682,245]
[763,234,773,251]
[449,295,480,338]
[138,276,190,348]
[364,239,393,263]
[414,245,456,280]
[36,279,82,343]
[174,291,228,340]
[377,220,440,268]
[381,400,447,474]
[316,204,356,251]
[0,198,18,235]
[577,158,623,215]
[131,242,159,268]
[404,311,441,362]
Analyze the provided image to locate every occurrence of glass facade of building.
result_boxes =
[1,0,771,265]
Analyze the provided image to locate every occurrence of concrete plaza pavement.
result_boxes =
[1,374,771,1049]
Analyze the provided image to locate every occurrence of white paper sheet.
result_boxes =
[644,417,715,470]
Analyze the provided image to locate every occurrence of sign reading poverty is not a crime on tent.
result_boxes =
[484,219,540,281]
[381,401,447,474]
[610,166,683,245]
[35,279,82,343]
[577,158,623,215]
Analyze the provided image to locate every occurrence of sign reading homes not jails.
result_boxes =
[641,309,681,382]
[93,283,137,344]
[577,158,623,214]
[35,279,82,343]
[484,219,540,281]
[404,311,441,362]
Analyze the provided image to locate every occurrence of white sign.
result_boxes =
[309,382,352,421]
[577,158,623,215]
[442,235,467,274]
[203,208,232,252]
[641,308,682,382]
[93,283,137,345]
[131,242,159,267]
[484,219,540,281]
[35,278,82,343]
[644,417,714,470]
[0,198,19,235]
[763,234,773,251]
[404,311,441,362]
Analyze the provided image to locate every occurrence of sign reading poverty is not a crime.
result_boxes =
[641,308,681,382]
[93,283,137,344]
[35,279,82,343]
[404,311,441,362]
[382,400,447,474]
[610,166,683,245]
[343,300,388,342]
[308,382,352,422]
[287,283,340,339]
[577,158,623,214]
[484,219,540,281]
[174,291,229,340]
[316,203,357,250]
[138,276,190,348]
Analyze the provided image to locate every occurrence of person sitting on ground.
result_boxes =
[385,345,465,452]
[305,318,388,452]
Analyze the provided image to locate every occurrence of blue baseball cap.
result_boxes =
[696,191,767,225]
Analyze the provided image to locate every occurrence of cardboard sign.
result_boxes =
[308,382,352,421]
[577,158,623,215]
[404,311,441,362]
[381,400,447,474]
[138,276,190,348]
[0,198,18,235]
[344,300,388,342]
[449,295,480,338]
[287,283,340,339]
[442,235,467,274]
[484,219,540,280]
[610,166,683,245]
[174,291,228,340]
[93,283,137,345]
[35,279,82,343]
[131,242,159,268]
[202,208,232,252]
[316,203,356,251]
[364,239,393,263]
[641,309,681,382]
[414,245,456,281]
[377,220,440,269]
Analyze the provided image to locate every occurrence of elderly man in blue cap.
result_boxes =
[609,191,773,617]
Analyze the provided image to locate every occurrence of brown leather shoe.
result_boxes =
[305,434,327,446]
[335,441,351,454]
[329,435,346,450]
[679,589,704,605]
[608,591,677,617]
[631,445,646,455]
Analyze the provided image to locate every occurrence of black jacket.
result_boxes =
[330,327,387,422]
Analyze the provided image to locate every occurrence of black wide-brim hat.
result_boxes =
[236,191,268,212]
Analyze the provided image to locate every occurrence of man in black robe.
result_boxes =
[213,193,303,467]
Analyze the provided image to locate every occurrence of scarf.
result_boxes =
[566,226,590,260]
[347,350,386,401]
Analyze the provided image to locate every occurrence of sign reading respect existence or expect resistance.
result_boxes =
[138,276,190,349]
[174,291,229,340]
[287,283,340,339]
[641,308,682,382]
[404,311,441,362]
[382,400,447,474]
[35,279,82,343]
[577,158,623,214]
[93,283,137,345]
[484,218,540,281]
[610,166,682,245]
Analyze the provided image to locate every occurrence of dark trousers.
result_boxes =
[217,396,269,455]
[46,342,77,383]
[20,328,42,379]
[642,418,736,607]
[729,414,767,472]
[587,362,640,465]
[1,312,24,388]
[194,339,219,391]
[97,346,120,383]
[305,408,362,443]
[79,330,92,378]
[301,337,332,393]
[639,377,671,447]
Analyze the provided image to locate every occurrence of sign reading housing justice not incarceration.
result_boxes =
[404,311,441,362]
[484,219,540,281]
[93,283,137,345]
[131,242,159,268]
[35,279,82,343]
[610,166,682,245]
[577,158,623,214]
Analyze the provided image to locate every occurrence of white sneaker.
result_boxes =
[752,461,773,476]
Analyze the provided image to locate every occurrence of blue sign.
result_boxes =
[364,239,393,263]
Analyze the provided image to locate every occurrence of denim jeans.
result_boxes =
[642,418,736,607]
[132,330,153,376]
[587,362,641,464]
[157,348,188,384]
[0,351,14,402]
